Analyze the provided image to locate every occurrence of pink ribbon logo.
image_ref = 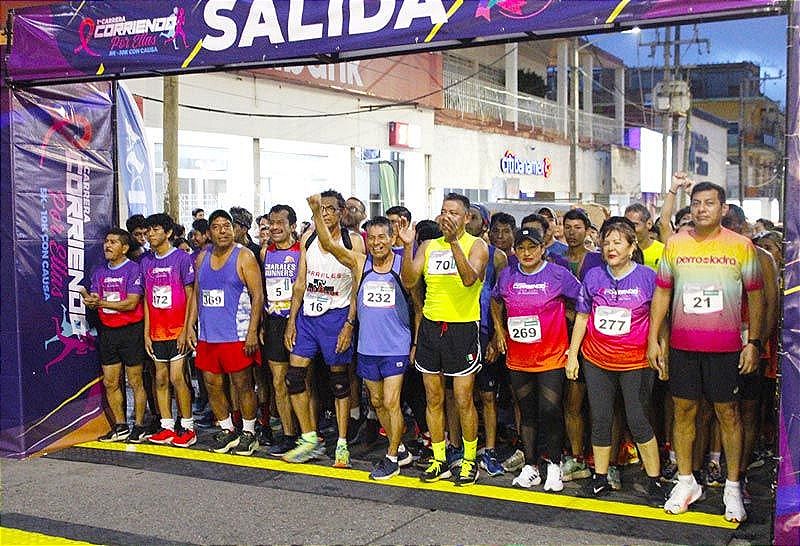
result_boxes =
[73,18,100,57]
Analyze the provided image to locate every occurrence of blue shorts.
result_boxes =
[357,354,409,382]
[292,306,353,367]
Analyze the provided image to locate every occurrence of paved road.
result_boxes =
[0,437,775,545]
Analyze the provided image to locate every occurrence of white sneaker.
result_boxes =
[543,462,564,492]
[664,477,704,515]
[512,464,541,488]
[724,483,748,523]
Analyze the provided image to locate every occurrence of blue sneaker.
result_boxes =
[370,456,400,480]
[479,448,505,477]
[446,445,463,471]
[397,445,413,468]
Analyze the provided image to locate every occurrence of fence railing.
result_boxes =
[443,68,624,146]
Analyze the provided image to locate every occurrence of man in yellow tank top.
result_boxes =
[399,193,489,486]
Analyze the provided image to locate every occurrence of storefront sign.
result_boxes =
[500,151,551,177]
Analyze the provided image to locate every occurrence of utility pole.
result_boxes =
[569,37,580,200]
[163,76,179,220]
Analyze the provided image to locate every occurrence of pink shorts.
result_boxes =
[195,341,261,374]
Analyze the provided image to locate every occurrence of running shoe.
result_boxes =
[724,482,748,523]
[580,474,611,498]
[560,456,591,482]
[512,464,541,488]
[147,428,178,445]
[456,458,479,486]
[98,424,130,443]
[705,461,725,487]
[282,436,321,463]
[268,435,297,457]
[607,465,622,491]
[646,478,668,507]
[346,416,365,443]
[172,429,197,448]
[664,477,704,515]
[127,424,149,444]
[256,425,273,448]
[370,457,400,480]
[420,459,451,482]
[269,416,283,434]
[333,443,351,468]
[479,448,505,477]
[361,419,379,446]
[233,431,259,456]
[502,449,526,473]
[397,445,413,468]
[210,429,240,454]
[543,462,564,492]
[661,459,678,483]
[194,411,215,429]
[446,445,464,471]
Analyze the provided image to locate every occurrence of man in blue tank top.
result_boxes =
[283,191,365,468]
[188,210,264,456]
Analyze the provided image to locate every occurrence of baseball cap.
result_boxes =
[470,203,490,228]
[514,227,544,247]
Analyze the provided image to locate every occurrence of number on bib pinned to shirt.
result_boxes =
[202,289,225,308]
[303,292,331,317]
[265,277,291,302]
[152,285,172,309]
[682,286,723,315]
[594,305,632,336]
[362,280,395,308]
[102,291,121,314]
[427,250,456,275]
[507,315,542,343]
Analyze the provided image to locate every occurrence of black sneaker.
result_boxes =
[127,425,148,444]
[646,477,668,507]
[268,434,297,457]
[194,411,215,429]
[346,416,365,443]
[580,474,611,498]
[256,424,273,448]
[210,429,240,453]
[455,458,479,487]
[98,423,130,442]
[360,418,379,446]
[420,459,451,482]
[233,431,259,456]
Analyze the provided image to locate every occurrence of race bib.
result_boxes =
[362,280,395,308]
[682,285,723,314]
[304,292,331,316]
[102,291,120,314]
[427,250,456,275]
[202,289,225,308]
[593,306,632,336]
[152,285,172,309]
[507,315,542,343]
[265,277,291,302]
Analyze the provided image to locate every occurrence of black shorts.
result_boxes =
[476,332,498,392]
[99,321,146,367]
[668,349,740,403]
[263,314,290,363]
[415,317,481,377]
[150,339,186,363]
[738,359,766,401]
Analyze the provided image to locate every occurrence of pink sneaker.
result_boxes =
[148,428,177,445]
[172,429,197,448]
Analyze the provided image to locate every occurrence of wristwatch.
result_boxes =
[747,339,763,352]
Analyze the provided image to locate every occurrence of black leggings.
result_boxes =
[583,359,655,447]
[509,369,564,465]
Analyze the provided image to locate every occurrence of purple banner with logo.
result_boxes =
[0,80,114,458]
[775,1,800,541]
[4,0,781,85]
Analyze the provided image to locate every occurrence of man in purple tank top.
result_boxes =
[188,210,264,456]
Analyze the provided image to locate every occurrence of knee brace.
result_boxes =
[330,371,350,400]
[285,366,308,395]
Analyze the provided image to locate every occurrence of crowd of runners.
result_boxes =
[82,172,782,524]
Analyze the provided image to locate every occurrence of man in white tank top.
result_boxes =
[282,190,365,469]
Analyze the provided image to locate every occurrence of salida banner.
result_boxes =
[0,81,114,458]
[5,0,781,85]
